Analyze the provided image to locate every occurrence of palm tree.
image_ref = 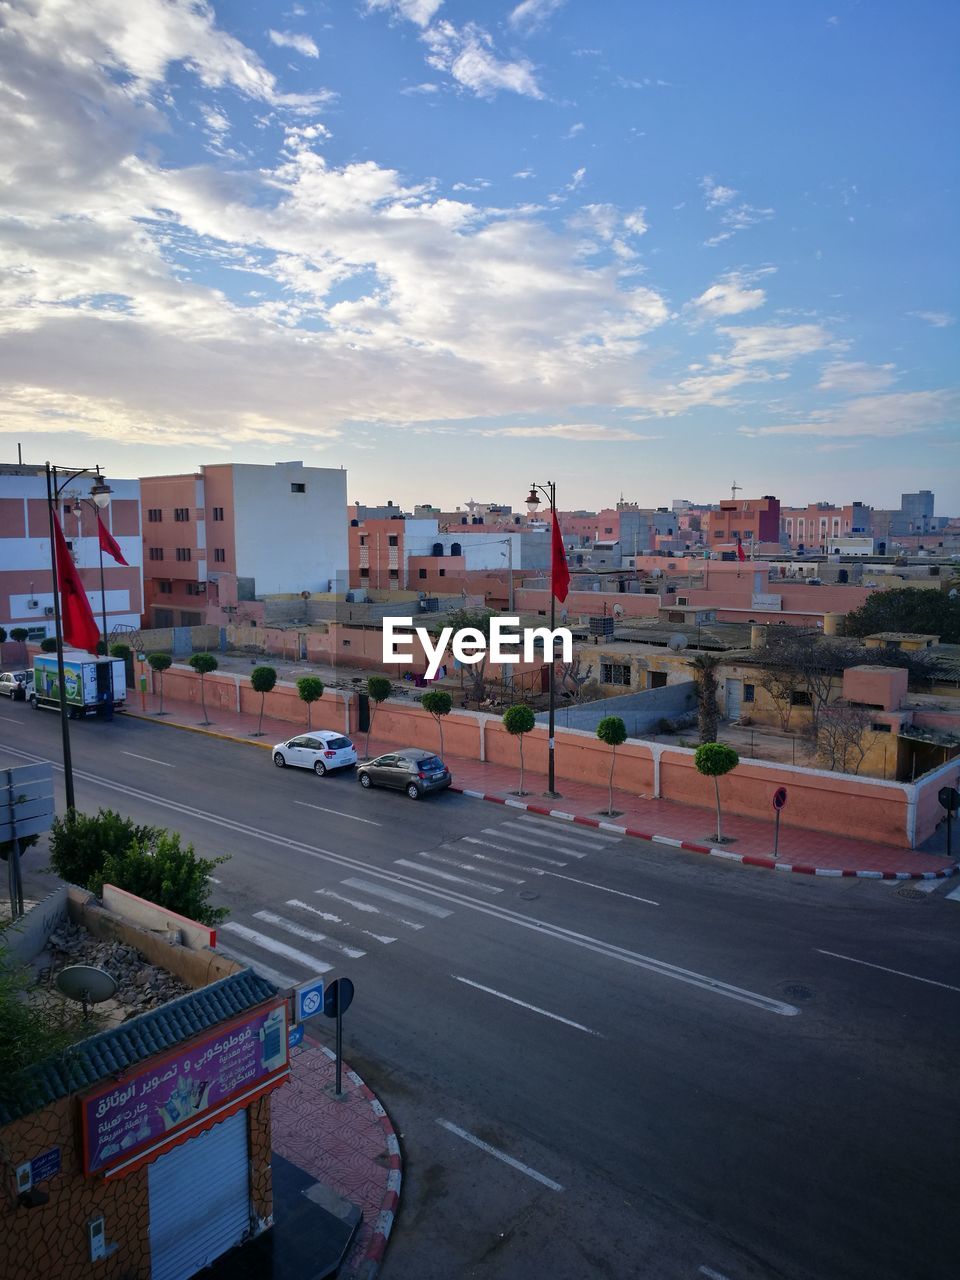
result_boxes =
[690,652,721,744]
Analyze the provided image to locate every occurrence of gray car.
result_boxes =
[357,749,452,800]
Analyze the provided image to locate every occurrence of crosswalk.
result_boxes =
[218,814,624,988]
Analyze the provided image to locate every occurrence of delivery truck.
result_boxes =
[31,652,126,718]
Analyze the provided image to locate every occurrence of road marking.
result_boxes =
[515,815,622,844]
[286,899,396,944]
[444,844,545,877]
[253,910,366,959]
[947,885,960,903]
[461,836,567,866]
[817,949,960,994]
[394,859,503,894]
[214,947,297,990]
[543,872,658,906]
[699,1268,732,1280]
[314,887,426,929]
[483,829,586,859]
[417,850,525,884]
[121,750,175,767]
[341,878,454,918]
[0,745,795,1017]
[436,1120,564,1192]
[910,878,945,894]
[207,876,221,884]
[222,922,334,973]
[294,800,381,826]
[453,976,601,1035]
[0,715,23,723]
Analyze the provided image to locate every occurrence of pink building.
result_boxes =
[780,501,872,550]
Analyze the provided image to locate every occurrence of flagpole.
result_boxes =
[547,479,557,798]
[46,462,76,811]
[90,504,114,720]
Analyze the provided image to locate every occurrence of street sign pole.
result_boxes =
[771,786,788,859]
[773,808,781,860]
[322,977,355,1099]
[335,991,343,1097]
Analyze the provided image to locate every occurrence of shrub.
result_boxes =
[11,628,29,644]
[250,665,277,736]
[49,808,158,888]
[93,831,228,926]
[296,675,325,730]
[39,638,58,653]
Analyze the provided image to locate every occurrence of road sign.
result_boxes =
[288,1024,305,1050]
[294,977,325,1022]
[938,786,959,814]
[0,763,55,844]
[323,978,355,1018]
[772,787,788,811]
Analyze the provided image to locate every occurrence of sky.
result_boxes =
[1,0,957,514]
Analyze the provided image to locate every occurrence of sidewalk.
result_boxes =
[123,691,956,879]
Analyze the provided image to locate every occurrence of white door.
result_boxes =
[725,679,742,720]
[148,1110,249,1280]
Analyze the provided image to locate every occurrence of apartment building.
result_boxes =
[780,501,872,550]
[141,461,347,628]
[704,495,781,548]
[0,464,142,641]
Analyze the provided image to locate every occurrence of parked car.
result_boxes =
[0,670,29,700]
[357,749,452,800]
[272,731,357,775]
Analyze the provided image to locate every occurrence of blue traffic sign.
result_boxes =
[288,1024,305,1049]
[294,977,325,1022]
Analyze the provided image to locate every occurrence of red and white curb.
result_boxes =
[453,787,956,882]
[314,1043,402,1280]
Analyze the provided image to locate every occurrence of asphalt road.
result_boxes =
[3,703,959,1280]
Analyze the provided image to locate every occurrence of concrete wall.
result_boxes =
[3,886,70,964]
[537,681,697,734]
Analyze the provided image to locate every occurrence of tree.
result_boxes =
[557,656,595,703]
[10,628,28,644]
[49,808,158,887]
[443,608,495,706]
[148,652,173,715]
[694,742,739,843]
[366,675,392,757]
[421,688,452,757]
[108,642,132,661]
[188,652,218,724]
[596,715,628,815]
[758,667,802,732]
[296,675,324,730]
[817,701,873,775]
[690,652,722,743]
[93,830,228,926]
[843,588,960,644]
[39,637,58,653]
[250,665,277,737]
[0,626,6,642]
[503,703,536,795]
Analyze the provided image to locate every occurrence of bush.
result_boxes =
[93,831,227,927]
[0,944,91,1089]
[296,675,325,729]
[39,638,58,653]
[49,809,157,887]
[109,643,132,661]
[11,628,29,644]
[0,626,6,642]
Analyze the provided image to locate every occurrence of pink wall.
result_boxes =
[843,666,908,710]
[515,588,662,618]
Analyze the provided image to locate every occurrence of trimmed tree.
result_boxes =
[188,652,218,725]
[296,675,324,730]
[148,653,173,715]
[503,703,536,795]
[596,715,628,816]
[421,688,452,757]
[250,665,277,737]
[39,637,58,653]
[366,675,392,757]
[0,627,6,642]
[11,628,29,644]
[694,742,739,843]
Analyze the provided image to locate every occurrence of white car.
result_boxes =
[0,671,29,700]
[272,731,358,776]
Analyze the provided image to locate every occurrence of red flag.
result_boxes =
[52,512,101,652]
[551,511,571,603]
[736,536,746,562]
[97,512,129,566]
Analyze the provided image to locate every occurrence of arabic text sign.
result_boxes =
[82,1001,287,1174]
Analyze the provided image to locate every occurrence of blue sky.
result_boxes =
[1,0,957,513]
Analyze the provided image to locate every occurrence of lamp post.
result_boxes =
[45,463,111,811]
[525,481,560,798]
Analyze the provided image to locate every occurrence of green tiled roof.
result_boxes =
[0,969,278,1127]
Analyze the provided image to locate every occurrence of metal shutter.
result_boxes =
[148,1110,250,1280]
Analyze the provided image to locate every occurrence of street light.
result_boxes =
[525,481,560,798]
[45,462,111,811]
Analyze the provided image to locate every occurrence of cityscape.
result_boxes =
[1,4,958,1280]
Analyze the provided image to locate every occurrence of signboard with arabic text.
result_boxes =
[81,1000,287,1176]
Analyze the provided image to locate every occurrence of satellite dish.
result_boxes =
[613,604,624,618]
[667,634,688,652]
[56,965,117,1019]
[300,590,311,600]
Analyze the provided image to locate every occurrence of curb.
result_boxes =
[309,1040,402,1280]
[120,711,955,882]
[452,786,958,881]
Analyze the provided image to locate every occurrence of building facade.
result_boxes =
[704,495,781,548]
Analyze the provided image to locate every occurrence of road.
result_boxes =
[3,703,959,1280]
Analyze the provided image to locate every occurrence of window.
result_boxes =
[604,527,614,535]
[790,691,812,706]
[158,581,172,594]
[176,547,191,562]
[730,529,740,538]
[600,662,630,685]
[388,535,399,547]
[418,568,427,579]
[359,567,370,578]
[649,671,668,689]
[213,548,226,563]
[148,547,164,561]
[872,723,892,733]
[359,536,367,546]
[174,507,190,522]
[291,483,306,493]
[438,568,446,577]
[389,568,399,579]
[186,582,203,596]
[743,683,755,703]
[147,508,162,523]
[212,507,224,522]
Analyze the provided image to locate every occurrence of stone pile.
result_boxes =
[39,922,190,1020]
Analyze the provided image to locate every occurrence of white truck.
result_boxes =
[31,652,127,718]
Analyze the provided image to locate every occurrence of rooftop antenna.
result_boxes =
[731,481,741,500]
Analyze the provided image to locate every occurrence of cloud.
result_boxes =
[909,310,955,328]
[688,273,767,318]
[365,0,444,27]
[480,423,659,441]
[700,176,773,245]
[716,324,835,366]
[508,0,567,32]
[268,30,320,58]
[817,361,897,394]
[738,389,959,439]
[564,122,585,139]
[421,21,543,98]
[401,82,440,94]
[700,176,737,208]
[200,105,231,135]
